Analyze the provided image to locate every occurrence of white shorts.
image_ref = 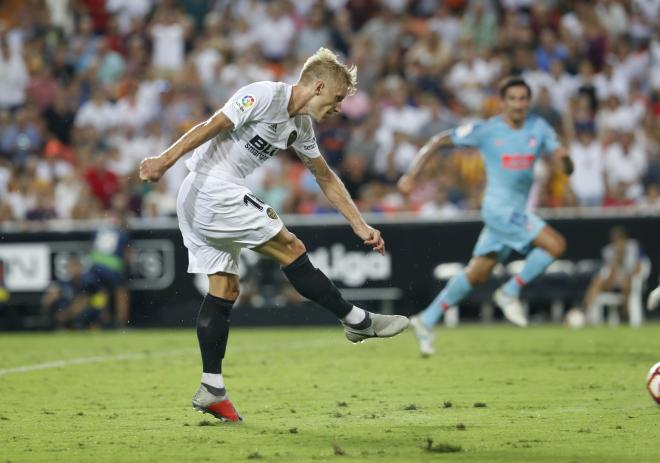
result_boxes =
[177,171,284,275]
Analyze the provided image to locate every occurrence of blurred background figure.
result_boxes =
[40,256,109,330]
[569,122,605,207]
[581,226,647,323]
[0,258,12,329]
[84,208,132,327]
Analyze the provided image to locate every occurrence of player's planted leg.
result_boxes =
[495,248,550,327]
[495,228,564,327]
[493,288,528,327]
[192,290,242,421]
[411,271,472,356]
[192,383,242,422]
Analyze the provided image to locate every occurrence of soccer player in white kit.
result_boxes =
[139,48,409,421]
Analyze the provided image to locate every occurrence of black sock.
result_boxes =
[196,293,234,374]
[282,253,353,318]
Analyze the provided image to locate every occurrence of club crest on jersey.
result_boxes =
[527,135,537,148]
[234,95,255,113]
[287,130,298,147]
[266,207,278,220]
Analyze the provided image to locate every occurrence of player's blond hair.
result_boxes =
[299,47,358,95]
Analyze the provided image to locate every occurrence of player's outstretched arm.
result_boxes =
[139,112,234,182]
[397,130,453,194]
[298,153,385,255]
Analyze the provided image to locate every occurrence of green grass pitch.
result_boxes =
[1,323,659,462]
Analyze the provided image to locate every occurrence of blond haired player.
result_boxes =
[140,48,409,421]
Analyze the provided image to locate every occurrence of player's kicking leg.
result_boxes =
[254,228,409,343]
[494,225,566,327]
[411,255,496,356]
[191,273,242,422]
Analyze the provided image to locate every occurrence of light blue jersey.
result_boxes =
[450,114,560,259]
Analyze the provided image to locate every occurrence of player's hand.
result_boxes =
[561,156,574,176]
[397,174,415,195]
[354,224,385,255]
[139,156,167,182]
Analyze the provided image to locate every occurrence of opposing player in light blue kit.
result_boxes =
[398,76,573,355]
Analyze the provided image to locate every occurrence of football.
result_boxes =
[647,362,660,404]
[565,308,586,329]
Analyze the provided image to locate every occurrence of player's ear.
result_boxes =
[314,80,324,95]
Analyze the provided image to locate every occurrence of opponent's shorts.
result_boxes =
[472,206,546,262]
[177,171,284,275]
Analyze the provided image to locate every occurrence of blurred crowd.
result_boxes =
[0,0,659,226]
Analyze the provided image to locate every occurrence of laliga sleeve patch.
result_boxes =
[301,136,317,151]
[455,123,474,138]
[234,95,256,113]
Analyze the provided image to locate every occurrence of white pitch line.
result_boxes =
[0,349,197,377]
[0,337,343,377]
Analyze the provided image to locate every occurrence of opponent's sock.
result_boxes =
[282,253,353,318]
[201,372,225,389]
[421,271,472,327]
[341,306,367,326]
[502,248,554,297]
[196,293,234,374]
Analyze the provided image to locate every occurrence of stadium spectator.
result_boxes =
[105,0,153,34]
[42,90,76,145]
[256,1,295,62]
[419,188,460,218]
[0,258,13,330]
[84,208,132,327]
[40,256,108,329]
[360,6,402,62]
[54,170,85,219]
[26,187,57,222]
[604,128,648,202]
[545,60,578,113]
[114,80,152,130]
[596,0,629,40]
[149,5,192,73]
[0,27,28,111]
[569,122,606,207]
[535,28,568,72]
[581,226,645,318]
[1,108,42,166]
[142,178,177,218]
[84,150,120,209]
[74,88,117,133]
[531,85,562,131]
[296,6,331,60]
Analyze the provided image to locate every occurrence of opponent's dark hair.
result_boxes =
[499,76,532,99]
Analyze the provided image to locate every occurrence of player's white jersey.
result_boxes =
[185,81,321,179]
